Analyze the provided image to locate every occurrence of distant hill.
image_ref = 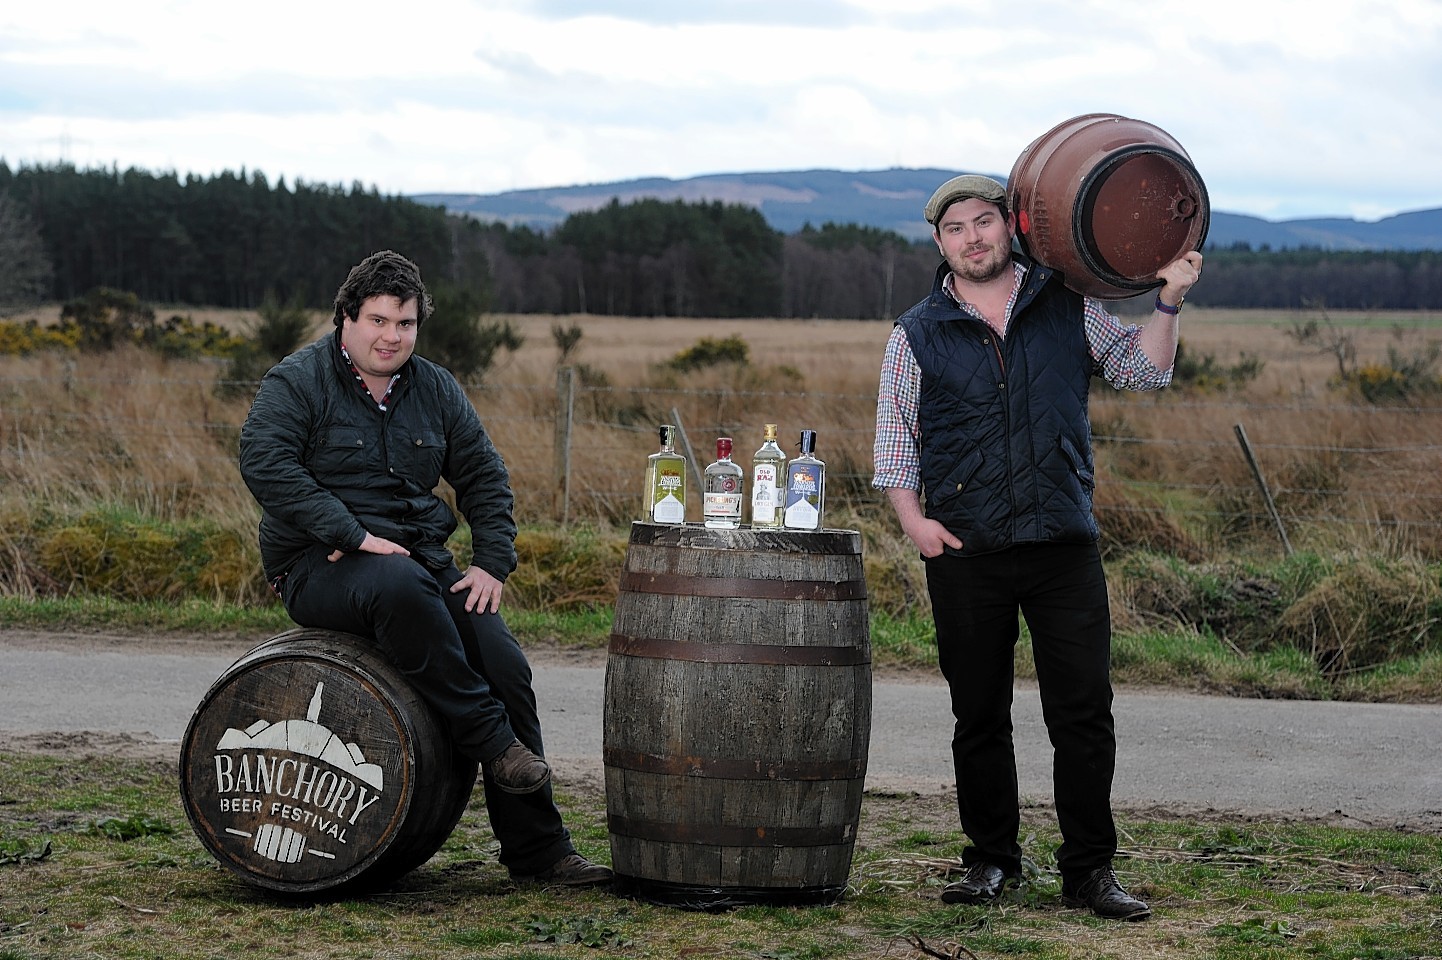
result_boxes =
[413,168,1442,251]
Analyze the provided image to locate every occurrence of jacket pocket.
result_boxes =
[400,429,447,487]
[1057,434,1095,492]
[927,446,985,511]
[312,427,369,474]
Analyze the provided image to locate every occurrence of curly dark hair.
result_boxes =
[332,250,435,328]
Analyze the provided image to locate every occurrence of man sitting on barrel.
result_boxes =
[238,249,611,888]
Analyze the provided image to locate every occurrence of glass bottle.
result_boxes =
[702,437,744,529]
[643,424,687,524]
[749,423,786,529]
[783,429,825,532]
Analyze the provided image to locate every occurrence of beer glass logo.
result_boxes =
[210,683,384,863]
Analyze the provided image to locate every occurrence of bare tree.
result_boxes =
[0,192,54,312]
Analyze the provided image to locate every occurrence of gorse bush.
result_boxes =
[61,288,155,351]
[1171,338,1265,390]
[0,317,81,354]
[1344,343,1442,403]
[0,288,246,359]
[664,335,749,372]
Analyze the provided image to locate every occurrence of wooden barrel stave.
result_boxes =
[604,522,871,907]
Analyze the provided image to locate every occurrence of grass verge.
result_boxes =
[1,748,1439,960]
[4,596,1441,703]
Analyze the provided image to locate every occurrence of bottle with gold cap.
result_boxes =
[749,423,786,529]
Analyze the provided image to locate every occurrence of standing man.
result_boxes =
[872,175,1201,920]
[239,250,611,888]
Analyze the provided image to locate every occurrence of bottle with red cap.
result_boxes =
[702,437,744,529]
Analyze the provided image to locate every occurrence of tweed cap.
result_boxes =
[924,174,1007,224]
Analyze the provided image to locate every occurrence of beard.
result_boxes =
[947,240,1012,284]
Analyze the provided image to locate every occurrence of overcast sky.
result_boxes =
[2,0,1439,223]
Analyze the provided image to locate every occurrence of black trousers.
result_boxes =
[281,545,574,874]
[924,541,1118,882]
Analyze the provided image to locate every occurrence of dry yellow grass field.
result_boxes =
[3,304,1440,564]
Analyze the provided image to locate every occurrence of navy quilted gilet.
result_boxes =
[898,259,1099,557]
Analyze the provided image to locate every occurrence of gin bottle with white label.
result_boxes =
[703,437,744,528]
[749,423,786,528]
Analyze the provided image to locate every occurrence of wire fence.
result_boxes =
[4,368,1442,555]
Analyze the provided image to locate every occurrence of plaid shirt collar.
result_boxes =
[339,341,401,411]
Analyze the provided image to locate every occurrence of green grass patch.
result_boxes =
[0,594,293,636]
[5,749,1437,960]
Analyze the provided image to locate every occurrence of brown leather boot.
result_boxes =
[511,853,614,888]
[486,739,551,794]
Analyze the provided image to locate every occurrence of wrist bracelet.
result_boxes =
[1154,295,1181,315]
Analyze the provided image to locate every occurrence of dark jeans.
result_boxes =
[281,545,573,874]
[924,541,1117,882]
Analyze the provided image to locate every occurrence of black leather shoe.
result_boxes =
[1061,866,1151,920]
[941,862,1014,904]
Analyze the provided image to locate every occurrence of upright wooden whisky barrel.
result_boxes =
[179,628,477,896]
[603,522,872,908]
[1008,112,1209,299]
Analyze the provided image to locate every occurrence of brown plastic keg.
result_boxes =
[604,522,872,909]
[1008,113,1209,299]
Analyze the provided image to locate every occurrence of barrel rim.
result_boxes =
[1071,143,1211,292]
[614,874,847,911]
[1007,112,1209,300]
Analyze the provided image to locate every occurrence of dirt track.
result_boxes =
[3,628,1441,834]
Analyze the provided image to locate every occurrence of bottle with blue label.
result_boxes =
[782,429,825,532]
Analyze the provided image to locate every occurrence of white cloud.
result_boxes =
[0,0,1439,220]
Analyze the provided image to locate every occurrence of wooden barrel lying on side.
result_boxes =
[179,628,476,896]
[604,522,872,909]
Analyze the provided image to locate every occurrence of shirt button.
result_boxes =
[415,438,423,446]
[998,383,1007,390]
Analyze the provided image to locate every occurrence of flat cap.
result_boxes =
[924,174,1007,224]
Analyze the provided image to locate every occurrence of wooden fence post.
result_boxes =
[669,406,705,494]
[1233,422,1294,556]
[554,366,575,525]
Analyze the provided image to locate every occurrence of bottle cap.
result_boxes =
[798,429,816,454]
[659,424,675,446]
[764,423,778,440]
[717,437,732,458]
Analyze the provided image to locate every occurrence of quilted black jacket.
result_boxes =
[238,331,518,582]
